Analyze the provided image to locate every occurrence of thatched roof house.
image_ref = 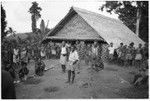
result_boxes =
[43,7,144,48]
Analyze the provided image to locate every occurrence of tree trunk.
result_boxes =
[136,3,142,36]
[31,15,37,33]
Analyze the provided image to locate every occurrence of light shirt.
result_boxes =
[21,50,26,59]
[51,49,56,55]
[61,46,67,54]
[69,50,79,62]
[108,46,115,54]
[14,49,19,55]
[41,51,45,57]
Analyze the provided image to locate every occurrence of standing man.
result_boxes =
[66,45,79,84]
[60,41,68,73]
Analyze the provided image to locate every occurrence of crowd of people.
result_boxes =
[1,39,148,99]
[108,42,148,67]
[108,42,149,86]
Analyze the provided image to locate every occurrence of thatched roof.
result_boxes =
[43,7,144,47]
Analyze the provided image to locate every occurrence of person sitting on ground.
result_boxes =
[35,58,46,76]
[132,67,148,86]
[19,61,29,81]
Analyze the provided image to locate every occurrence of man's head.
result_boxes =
[120,43,123,46]
[139,43,142,48]
[130,42,134,47]
[62,41,66,46]
[110,42,113,47]
[93,41,98,47]
[76,41,79,45]
[71,45,76,52]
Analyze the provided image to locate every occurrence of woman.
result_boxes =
[125,43,135,67]
[135,44,143,68]
[85,44,92,65]
[13,47,19,68]
[60,41,68,73]
[91,41,104,71]
[66,45,79,84]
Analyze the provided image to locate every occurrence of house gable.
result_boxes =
[54,14,104,41]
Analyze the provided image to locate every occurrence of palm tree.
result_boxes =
[29,1,42,33]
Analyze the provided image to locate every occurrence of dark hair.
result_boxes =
[71,45,76,50]
[21,61,27,66]
[120,43,123,45]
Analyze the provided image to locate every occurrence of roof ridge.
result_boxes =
[72,6,122,24]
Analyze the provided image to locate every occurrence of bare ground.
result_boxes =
[15,59,149,99]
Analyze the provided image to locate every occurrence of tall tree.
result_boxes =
[1,4,7,40]
[29,1,42,33]
[100,1,148,42]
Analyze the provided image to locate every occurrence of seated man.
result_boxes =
[19,61,29,81]
[133,67,148,86]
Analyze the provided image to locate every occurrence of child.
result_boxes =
[35,58,45,76]
[19,61,29,81]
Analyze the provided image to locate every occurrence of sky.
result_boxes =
[2,0,119,33]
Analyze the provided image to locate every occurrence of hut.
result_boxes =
[42,7,145,61]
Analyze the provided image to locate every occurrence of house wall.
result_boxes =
[55,14,102,40]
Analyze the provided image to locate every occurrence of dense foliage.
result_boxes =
[1,4,7,40]
[100,1,148,42]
